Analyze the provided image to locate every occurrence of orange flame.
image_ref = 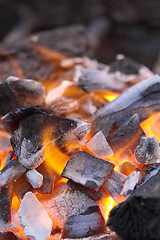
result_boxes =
[99,196,117,221]
[42,126,69,176]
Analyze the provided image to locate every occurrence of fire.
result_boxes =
[141,112,160,141]
[42,126,69,176]
[104,91,119,102]
[99,196,117,221]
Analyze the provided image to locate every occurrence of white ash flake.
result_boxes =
[18,192,53,240]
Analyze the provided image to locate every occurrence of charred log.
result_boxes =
[61,206,106,239]
[108,114,144,158]
[102,171,126,203]
[61,151,115,190]
[2,105,90,169]
[0,76,45,116]
[107,169,160,240]
[93,75,160,138]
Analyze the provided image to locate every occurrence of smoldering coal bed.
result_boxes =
[0,33,160,240]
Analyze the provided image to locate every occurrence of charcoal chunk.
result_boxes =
[135,136,160,164]
[93,75,160,138]
[0,76,45,116]
[61,151,115,190]
[107,169,160,240]
[61,206,106,239]
[102,170,126,203]
[0,231,18,240]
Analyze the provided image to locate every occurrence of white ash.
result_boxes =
[18,192,53,240]
[121,171,141,197]
[86,131,113,159]
[26,169,43,188]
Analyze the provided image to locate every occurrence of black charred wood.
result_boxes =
[135,136,160,164]
[0,158,26,187]
[93,75,160,138]
[108,114,144,158]
[2,105,90,169]
[78,69,124,91]
[107,169,160,240]
[61,206,106,239]
[61,151,115,191]
[35,162,55,194]
[102,171,126,203]
[0,185,13,223]
[0,77,45,116]
[0,231,18,240]
[67,180,109,201]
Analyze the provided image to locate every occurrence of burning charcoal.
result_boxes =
[78,69,124,91]
[14,174,32,200]
[107,169,160,240]
[67,180,108,201]
[108,54,153,84]
[0,76,45,116]
[0,231,18,240]
[140,164,160,184]
[61,206,106,239]
[61,151,115,190]
[0,159,26,187]
[86,131,113,159]
[26,169,43,189]
[62,232,121,240]
[0,185,13,223]
[18,192,53,240]
[102,171,126,203]
[2,105,90,169]
[93,75,160,138]
[35,162,55,194]
[135,136,160,164]
[121,171,141,196]
[41,182,96,229]
[108,114,144,157]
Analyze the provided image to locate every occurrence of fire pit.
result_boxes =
[0,23,160,240]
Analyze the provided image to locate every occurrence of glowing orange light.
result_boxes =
[11,194,20,212]
[141,112,160,141]
[104,91,119,102]
[42,126,69,176]
[99,196,117,221]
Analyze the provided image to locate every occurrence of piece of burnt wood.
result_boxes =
[107,114,144,158]
[18,192,53,240]
[121,171,141,197]
[61,206,106,239]
[41,182,96,229]
[108,54,153,83]
[62,231,122,240]
[135,136,160,164]
[102,171,126,203]
[0,158,26,187]
[67,180,109,201]
[107,169,160,240]
[119,162,136,176]
[13,174,32,200]
[61,151,115,191]
[139,164,160,185]
[0,76,45,116]
[93,75,160,138]
[2,105,90,169]
[78,69,125,91]
[0,185,13,223]
[35,162,55,194]
[26,169,43,189]
[86,131,113,159]
[0,24,94,82]
[0,231,18,240]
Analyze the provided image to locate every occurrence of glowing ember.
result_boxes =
[104,91,119,102]
[99,196,117,221]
